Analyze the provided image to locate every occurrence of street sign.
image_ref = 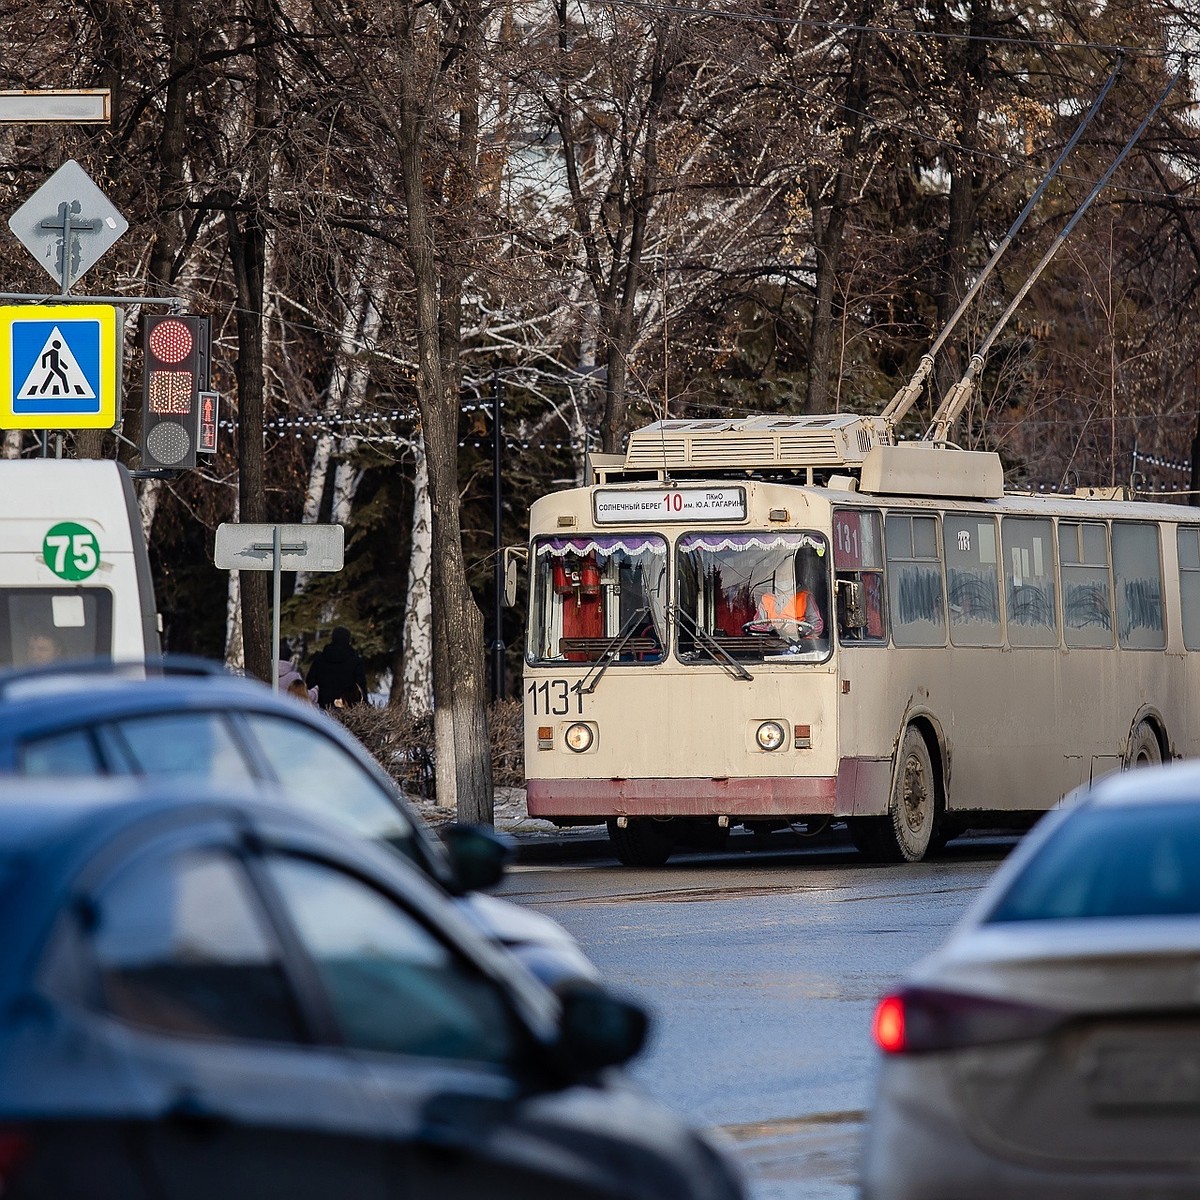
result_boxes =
[8,160,128,291]
[0,90,110,123]
[0,304,121,429]
[215,523,345,573]
[215,523,345,691]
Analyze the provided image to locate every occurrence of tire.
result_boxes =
[851,729,938,863]
[1126,720,1162,769]
[607,818,673,867]
[887,727,937,862]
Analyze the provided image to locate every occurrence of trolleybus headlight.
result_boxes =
[756,721,787,752]
[565,722,595,753]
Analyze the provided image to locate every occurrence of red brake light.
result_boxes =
[0,1126,32,1187]
[873,994,906,1053]
[872,986,1064,1055]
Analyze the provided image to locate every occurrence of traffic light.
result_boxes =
[140,314,210,470]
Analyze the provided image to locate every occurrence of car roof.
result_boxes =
[1072,760,1200,810]
[0,660,305,732]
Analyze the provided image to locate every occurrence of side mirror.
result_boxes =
[836,578,867,630]
[440,824,513,894]
[502,546,527,608]
[555,984,649,1075]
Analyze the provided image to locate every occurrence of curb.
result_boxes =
[507,831,614,865]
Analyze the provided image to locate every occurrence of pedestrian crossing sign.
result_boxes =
[0,304,120,429]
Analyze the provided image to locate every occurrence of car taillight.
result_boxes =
[872,985,1064,1054]
[0,1126,31,1189]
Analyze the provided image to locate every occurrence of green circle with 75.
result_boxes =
[42,522,100,582]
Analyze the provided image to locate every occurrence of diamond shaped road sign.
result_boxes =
[8,160,128,291]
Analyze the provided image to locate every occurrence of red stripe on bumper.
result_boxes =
[526,775,839,818]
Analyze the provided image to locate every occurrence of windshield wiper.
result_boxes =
[579,606,659,694]
[673,606,753,681]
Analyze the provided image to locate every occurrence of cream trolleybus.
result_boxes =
[521,416,1200,865]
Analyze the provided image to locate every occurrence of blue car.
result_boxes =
[0,777,744,1200]
[0,659,596,988]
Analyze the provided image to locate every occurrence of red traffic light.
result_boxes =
[140,314,210,470]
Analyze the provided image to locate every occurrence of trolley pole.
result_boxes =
[490,370,506,701]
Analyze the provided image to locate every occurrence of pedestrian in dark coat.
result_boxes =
[306,626,368,709]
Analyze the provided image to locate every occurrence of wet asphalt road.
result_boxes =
[498,834,1019,1199]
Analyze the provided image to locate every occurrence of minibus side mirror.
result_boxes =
[502,546,527,608]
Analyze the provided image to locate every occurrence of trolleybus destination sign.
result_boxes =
[593,486,746,524]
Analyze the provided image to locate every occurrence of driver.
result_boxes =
[746,588,824,640]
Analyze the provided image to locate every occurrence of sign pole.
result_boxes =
[271,525,282,692]
[214,523,345,689]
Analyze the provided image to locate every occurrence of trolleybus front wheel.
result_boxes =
[852,727,938,863]
[607,818,673,867]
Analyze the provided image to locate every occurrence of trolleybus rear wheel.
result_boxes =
[1126,720,1162,769]
[607,818,673,867]
[886,727,937,862]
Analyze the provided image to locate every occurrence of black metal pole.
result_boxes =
[491,369,506,701]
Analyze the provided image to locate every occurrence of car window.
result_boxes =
[987,803,1200,922]
[266,855,519,1065]
[92,847,306,1043]
[18,728,103,775]
[242,713,417,853]
[113,712,256,782]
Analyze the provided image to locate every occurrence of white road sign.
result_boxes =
[8,160,128,290]
[214,523,345,572]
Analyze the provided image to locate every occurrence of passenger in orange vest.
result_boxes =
[746,588,824,639]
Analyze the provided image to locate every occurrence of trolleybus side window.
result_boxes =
[884,514,945,647]
[527,535,667,664]
[1177,527,1200,650]
[1058,521,1114,649]
[832,509,886,643]
[1112,523,1165,650]
[1001,517,1058,647]
[676,530,831,663]
[942,515,1001,647]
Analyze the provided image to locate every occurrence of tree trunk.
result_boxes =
[395,9,493,823]
[805,10,871,413]
[224,0,274,685]
[397,433,434,714]
[227,210,270,682]
[933,0,986,413]
[297,273,376,590]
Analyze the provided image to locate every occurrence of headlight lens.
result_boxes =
[756,720,786,752]
[565,722,594,753]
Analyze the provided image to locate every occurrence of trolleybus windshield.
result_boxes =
[676,530,832,663]
[528,534,667,664]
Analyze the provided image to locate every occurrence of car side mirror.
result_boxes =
[555,984,649,1075]
[440,824,513,893]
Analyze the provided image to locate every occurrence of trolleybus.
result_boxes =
[520,415,1200,864]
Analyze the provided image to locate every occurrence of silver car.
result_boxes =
[862,762,1200,1200]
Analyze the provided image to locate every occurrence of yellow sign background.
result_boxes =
[0,303,120,430]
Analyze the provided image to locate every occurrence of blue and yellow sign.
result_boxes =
[0,304,121,429]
